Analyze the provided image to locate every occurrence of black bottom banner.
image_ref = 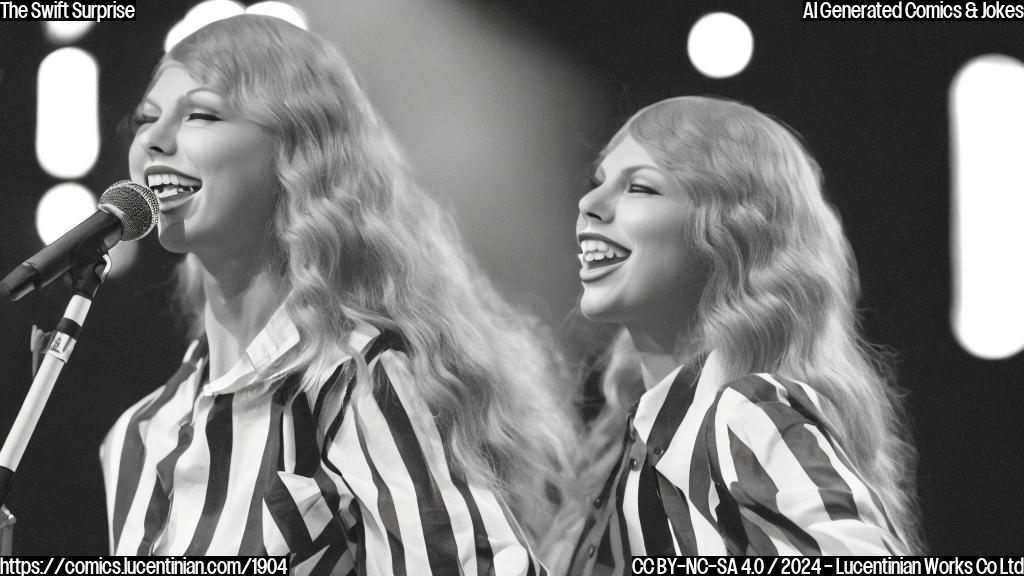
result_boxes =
[0,557,289,576]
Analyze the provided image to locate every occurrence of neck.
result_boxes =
[198,254,286,381]
[626,323,696,390]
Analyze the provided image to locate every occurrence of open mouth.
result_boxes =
[146,172,202,201]
[578,237,631,269]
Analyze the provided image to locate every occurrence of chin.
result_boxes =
[156,223,190,254]
[579,292,624,324]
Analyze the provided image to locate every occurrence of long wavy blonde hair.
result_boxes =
[155,15,577,541]
[580,96,921,553]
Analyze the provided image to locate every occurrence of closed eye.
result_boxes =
[131,114,157,128]
[628,184,661,195]
[187,112,221,122]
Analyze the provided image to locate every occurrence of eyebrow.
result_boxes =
[591,162,661,179]
[142,87,224,110]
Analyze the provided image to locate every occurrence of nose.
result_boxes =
[578,181,616,224]
[136,117,177,157]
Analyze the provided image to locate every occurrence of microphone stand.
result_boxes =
[0,253,112,555]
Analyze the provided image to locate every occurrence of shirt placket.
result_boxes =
[149,385,207,555]
[573,404,647,572]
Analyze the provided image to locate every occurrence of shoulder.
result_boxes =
[303,328,423,427]
[365,330,412,382]
[359,331,437,433]
[705,373,836,451]
[357,329,415,406]
[318,330,452,489]
[713,373,830,424]
[703,375,901,555]
[300,327,406,401]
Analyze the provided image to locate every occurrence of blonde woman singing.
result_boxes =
[566,96,920,573]
[100,15,575,575]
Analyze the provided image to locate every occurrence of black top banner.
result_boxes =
[0,1,136,21]
[801,1,1024,21]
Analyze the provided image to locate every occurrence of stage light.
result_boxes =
[951,54,1024,360]
[35,182,97,244]
[44,22,95,44]
[164,0,244,52]
[36,47,99,179]
[245,2,306,29]
[687,12,753,79]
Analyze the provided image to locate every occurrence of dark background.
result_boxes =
[1,0,1022,555]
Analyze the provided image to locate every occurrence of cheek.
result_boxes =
[204,144,278,214]
[626,249,682,301]
[625,209,687,258]
[178,131,218,170]
[128,140,147,183]
[626,215,696,286]
[200,132,276,184]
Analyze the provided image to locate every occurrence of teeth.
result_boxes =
[146,172,202,188]
[156,185,198,199]
[579,238,628,260]
[156,186,179,199]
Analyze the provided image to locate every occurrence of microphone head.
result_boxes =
[98,180,158,241]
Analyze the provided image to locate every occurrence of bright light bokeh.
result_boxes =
[164,0,245,52]
[951,54,1024,360]
[36,47,99,179]
[165,0,307,51]
[44,21,95,44]
[245,2,306,29]
[687,12,754,79]
[35,182,97,244]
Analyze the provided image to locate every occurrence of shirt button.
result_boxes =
[630,458,639,470]
[653,446,664,456]
[588,545,596,557]
[593,496,603,508]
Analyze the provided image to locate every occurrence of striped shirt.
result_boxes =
[100,307,545,575]
[569,351,905,574]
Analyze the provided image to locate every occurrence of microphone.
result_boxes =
[1,180,158,301]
